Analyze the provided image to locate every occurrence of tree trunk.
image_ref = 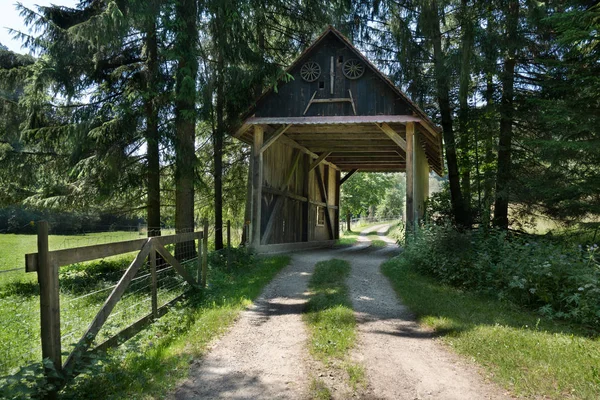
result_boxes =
[493,0,519,229]
[144,4,161,238]
[174,0,199,259]
[214,45,224,250]
[346,213,351,232]
[426,0,470,228]
[482,13,496,229]
[458,0,473,213]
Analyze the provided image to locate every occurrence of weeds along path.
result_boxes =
[171,249,335,400]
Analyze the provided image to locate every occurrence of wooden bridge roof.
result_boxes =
[234,26,444,176]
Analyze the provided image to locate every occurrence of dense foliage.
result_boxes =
[403,225,600,327]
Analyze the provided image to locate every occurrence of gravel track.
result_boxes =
[171,226,509,399]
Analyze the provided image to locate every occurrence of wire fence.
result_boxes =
[0,222,211,376]
[339,215,403,233]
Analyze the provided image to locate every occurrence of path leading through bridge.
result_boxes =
[171,225,509,399]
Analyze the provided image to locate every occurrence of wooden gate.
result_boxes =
[25,221,208,381]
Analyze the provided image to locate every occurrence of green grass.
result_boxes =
[304,259,365,397]
[304,259,355,361]
[366,235,387,247]
[382,256,600,400]
[337,230,359,246]
[2,254,290,399]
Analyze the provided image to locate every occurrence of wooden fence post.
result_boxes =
[149,241,158,319]
[37,221,61,397]
[196,233,202,285]
[202,220,208,287]
[226,220,231,270]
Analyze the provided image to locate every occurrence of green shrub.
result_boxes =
[403,225,600,327]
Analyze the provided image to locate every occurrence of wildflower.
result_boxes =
[578,287,584,291]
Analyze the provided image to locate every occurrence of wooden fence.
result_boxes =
[24,221,209,391]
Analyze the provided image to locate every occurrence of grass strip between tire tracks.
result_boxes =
[382,256,600,400]
[304,259,365,398]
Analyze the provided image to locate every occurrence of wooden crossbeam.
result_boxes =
[314,167,335,240]
[63,240,153,372]
[153,241,199,288]
[308,152,331,172]
[261,150,302,245]
[260,124,292,154]
[340,169,358,185]
[376,123,407,152]
[277,134,340,170]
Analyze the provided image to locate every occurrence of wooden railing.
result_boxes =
[25,221,208,389]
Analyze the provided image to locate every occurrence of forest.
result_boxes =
[0,0,598,239]
[0,0,599,399]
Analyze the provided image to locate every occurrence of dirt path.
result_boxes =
[343,229,509,400]
[171,226,509,399]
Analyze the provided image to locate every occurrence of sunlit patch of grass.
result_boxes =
[367,235,387,247]
[382,256,600,400]
[337,230,359,246]
[304,259,366,397]
[305,259,355,361]
[310,377,332,399]
[344,361,366,391]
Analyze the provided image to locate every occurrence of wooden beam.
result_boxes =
[234,123,249,138]
[334,164,405,169]
[295,140,394,147]
[406,122,415,233]
[261,151,302,245]
[263,186,308,203]
[260,124,291,154]
[251,125,263,248]
[308,152,331,172]
[277,134,340,170]
[376,123,407,152]
[25,232,201,272]
[153,241,199,288]
[314,167,335,240]
[340,169,358,185]
[328,156,402,162]
[63,239,153,372]
[303,91,317,115]
[310,147,400,153]
[348,90,357,115]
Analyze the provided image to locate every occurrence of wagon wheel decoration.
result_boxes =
[300,61,321,82]
[343,59,365,79]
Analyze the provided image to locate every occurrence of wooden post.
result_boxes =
[406,122,415,235]
[150,242,158,319]
[226,220,231,270]
[251,125,264,248]
[202,220,208,287]
[37,221,61,396]
[335,169,341,239]
[302,154,310,242]
[197,233,202,283]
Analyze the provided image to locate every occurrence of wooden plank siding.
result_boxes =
[255,35,412,118]
[258,139,339,245]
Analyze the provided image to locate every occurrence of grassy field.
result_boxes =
[304,259,365,397]
[382,257,600,399]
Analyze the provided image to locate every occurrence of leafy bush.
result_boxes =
[403,225,600,327]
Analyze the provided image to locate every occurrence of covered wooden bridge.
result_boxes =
[234,27,444,251]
